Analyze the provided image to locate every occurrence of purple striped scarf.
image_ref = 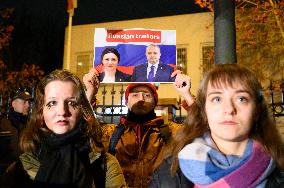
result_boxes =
[178,133,275,188]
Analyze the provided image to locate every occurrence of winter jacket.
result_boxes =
[103,115,180,188]
[0,111,27,173]
[1,151,127,188]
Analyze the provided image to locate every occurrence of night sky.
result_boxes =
[1,0,207,74]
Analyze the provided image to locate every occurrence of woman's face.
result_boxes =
[102,52,119,72]
[43,80,82,134]
[205,81,256,147]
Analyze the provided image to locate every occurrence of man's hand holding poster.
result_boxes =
[94,28,176,83]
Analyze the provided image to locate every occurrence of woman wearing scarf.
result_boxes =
[1,70,127,188]
[149,64,284,188]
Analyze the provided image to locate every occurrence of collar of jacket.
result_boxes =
[119,115,164,128]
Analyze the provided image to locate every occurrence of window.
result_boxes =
[201,44,214,73]
[76,52,92,80]
[177,47,187,74]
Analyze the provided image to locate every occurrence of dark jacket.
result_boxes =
[148,157,284,188]
[0,111,28,173]
[0,152,126,188]
[131,63,175,82]
[148,157,192,188]
[7,111,28,133]
[99,69,131,82]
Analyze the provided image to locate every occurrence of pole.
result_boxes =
[214,0,237,64]
[65,0,77,70]
[66,13,73,70]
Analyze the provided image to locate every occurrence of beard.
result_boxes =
[130,101,155,115]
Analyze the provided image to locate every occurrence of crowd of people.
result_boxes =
[0,63,283,188]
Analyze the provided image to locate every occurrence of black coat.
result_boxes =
[0,111,27,173]
[148,157,192,188]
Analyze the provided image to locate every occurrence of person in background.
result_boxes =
[149,64,284,188]
[0,89,32,173]
[131,44,176,82]
[99,48,131,83]
[6,89,32,132]
[1,70,127,188]
[83,68,195,188]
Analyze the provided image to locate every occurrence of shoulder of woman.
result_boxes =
[105,152,121,170]
[98,72,104,81]
[115,70,131,81]
[19,152,39,180]
[266,167,284,186]
[89,151,120,168]
[105,153,127,187]
[150,156,193,188]
[88,150,127,187]
[104,152,128,187]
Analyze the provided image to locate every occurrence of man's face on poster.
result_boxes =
[146,45,161,65]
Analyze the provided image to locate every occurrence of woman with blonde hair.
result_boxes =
[2,70,127,188]
[149,64,284,188]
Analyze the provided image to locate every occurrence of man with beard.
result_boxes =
[108,83,165,188]
[83,69,195,188]
[0,89,32,173]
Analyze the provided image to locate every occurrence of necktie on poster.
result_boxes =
[148,65,155,82]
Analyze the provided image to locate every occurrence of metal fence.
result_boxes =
[94,84,185,124]
[1,82,283,123]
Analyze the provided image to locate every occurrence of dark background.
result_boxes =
[0,0,207,74]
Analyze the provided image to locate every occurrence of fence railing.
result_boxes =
[1,81,282,123]
[94,84,185,124]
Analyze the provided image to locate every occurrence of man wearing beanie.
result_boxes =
[83,68,194,188]
[112,83,166,187]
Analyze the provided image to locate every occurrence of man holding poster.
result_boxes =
[131,44,176,82]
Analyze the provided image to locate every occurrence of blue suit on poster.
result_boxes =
[131,63,175,82]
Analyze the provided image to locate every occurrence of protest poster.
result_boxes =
[94,28,176,83]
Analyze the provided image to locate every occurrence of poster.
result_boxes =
[94,28,176,83]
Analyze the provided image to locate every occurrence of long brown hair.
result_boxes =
[20,69,104,154]
[168,64,284,174]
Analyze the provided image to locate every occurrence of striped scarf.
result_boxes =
[178,133,275,188]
